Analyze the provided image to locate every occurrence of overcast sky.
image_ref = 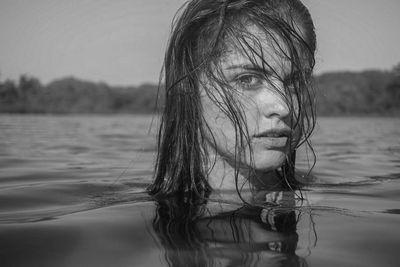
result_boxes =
[0,0,399,86]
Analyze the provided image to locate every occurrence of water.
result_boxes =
[0,115,399,267]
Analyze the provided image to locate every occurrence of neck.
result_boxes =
[206,154,286,203]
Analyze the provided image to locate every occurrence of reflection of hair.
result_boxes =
[148,0,316,199]
[152,197,208,267]
[152,196,308,267]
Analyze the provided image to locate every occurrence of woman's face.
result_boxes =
[201,25,300,171]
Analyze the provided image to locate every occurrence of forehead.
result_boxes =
[218,24,294,74]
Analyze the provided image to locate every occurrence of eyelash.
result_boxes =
[233,72,303,93]
[283,73,301,93]
[234,73,264,90]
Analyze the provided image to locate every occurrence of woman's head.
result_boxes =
[149,0,316,199]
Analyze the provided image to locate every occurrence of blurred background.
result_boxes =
[0,0,399,115]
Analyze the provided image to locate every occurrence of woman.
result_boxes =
[148,0,316,204]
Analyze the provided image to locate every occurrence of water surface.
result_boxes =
[0,115,399,267]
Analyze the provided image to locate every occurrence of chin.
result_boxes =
[251,149,287,171]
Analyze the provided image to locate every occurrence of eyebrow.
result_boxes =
[225,64,274,76]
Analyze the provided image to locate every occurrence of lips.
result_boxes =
[252,128,291,148]
[253,128,291,138]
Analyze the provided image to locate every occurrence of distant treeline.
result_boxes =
[0,67,399,115]
[0,76,163,113]
[315,68,399,116]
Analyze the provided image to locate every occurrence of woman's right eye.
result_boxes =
[234,74,263,90]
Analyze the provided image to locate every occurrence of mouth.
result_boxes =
[253,128,291,138]
[252,128,291,149]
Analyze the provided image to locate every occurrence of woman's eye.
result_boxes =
[235,74,263,90]
[283,72,302,93]
[284,79,297,93]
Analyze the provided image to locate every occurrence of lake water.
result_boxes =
[0,115,399,267]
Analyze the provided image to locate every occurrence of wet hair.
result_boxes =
[152,195,308,266]
[148,0,316,200]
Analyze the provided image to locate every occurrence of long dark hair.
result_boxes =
[152,195,309,267]
[148,0,316,199]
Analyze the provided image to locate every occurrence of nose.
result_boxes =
[258,86,290,119]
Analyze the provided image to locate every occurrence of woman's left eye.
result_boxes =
[235,74,263,90]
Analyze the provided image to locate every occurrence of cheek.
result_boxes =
[201,93,262,150]
[202,100,288,170]
[202,93,257,135]
[201,97,237,149]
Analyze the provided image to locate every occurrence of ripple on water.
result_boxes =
[0,180,150,224]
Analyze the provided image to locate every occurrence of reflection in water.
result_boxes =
[152,191,314,267]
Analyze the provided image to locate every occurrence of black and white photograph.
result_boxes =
[0,0,399,266]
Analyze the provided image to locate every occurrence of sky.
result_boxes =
[0,0,399,86]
